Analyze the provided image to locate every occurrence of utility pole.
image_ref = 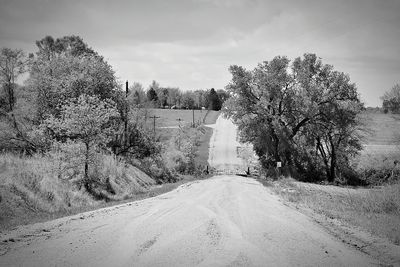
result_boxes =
[176,118,183,149]
[125,80,129,147]
[149,115,160,139]
[192,109,195,128]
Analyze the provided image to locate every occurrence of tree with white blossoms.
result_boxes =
[45,94,118,193]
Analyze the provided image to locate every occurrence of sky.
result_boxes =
[0,0,399,107]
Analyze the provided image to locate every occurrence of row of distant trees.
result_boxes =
[129,80,228,111]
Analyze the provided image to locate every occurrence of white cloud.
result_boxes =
[1,0,399,106]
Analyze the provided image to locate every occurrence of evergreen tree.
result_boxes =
[208,88,222,110]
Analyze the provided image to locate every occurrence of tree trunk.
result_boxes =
[84,142,90,191]
[316,138,331,181]
[328,137,336,183]
[7,84,14,111]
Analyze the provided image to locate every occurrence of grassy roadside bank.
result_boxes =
[194,126,213,168]
[253,111,400,247]
[0,111,219,231]
[0,174,203,232]
[0,155,213,232]
[258,178,400,246]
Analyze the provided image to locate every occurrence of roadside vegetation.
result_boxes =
[152,109,219,172]
[355,112,400,185]
[0,35,223,229]
[262,178,400,245]
[256,109,400,245]
[224,54,364,184]
[381,83,400,114]
[224,53,400,186]
[225,54,400,245]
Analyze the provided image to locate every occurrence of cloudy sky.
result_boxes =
[1,0,399,106]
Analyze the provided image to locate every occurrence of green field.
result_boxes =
[146,108,220,128]
[355,111,400,170]
[361,112,400,145]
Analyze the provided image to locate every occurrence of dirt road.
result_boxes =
[208,115,245,173]
[0,116,379,266]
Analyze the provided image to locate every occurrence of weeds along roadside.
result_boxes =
[258,177,400,245]
[0,154,211,231]
[0,121,216,230]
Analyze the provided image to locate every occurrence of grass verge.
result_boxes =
[0,173,199,231]
[194,126,213,168]
[0,152,200,231]
[203,110,220,125]
[258,177,400,245]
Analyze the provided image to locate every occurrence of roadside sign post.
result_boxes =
[277,161,282,176]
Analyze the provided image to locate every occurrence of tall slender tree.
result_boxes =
[0,48,27,113]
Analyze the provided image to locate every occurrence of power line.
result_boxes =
[149,115,160,139]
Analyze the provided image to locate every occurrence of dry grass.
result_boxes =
[0,153,95,212]
[0,151,199,230]
[193,126,213,167]
[0,152,158,230]
[255,112,400,247]
[202,110,220,125]
[348,111,400,186]
[261,178,400,245]
[359,112,400,145]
